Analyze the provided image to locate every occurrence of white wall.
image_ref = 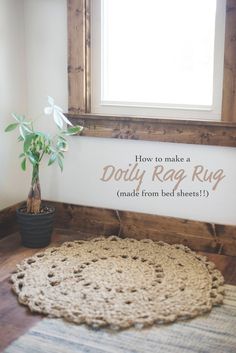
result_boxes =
[0,0,29,209]
[16,0,236,225]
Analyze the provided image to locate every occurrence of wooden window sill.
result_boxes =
[67,113,236,147]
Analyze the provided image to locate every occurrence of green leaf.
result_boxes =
[48,153,57,166]
[63,125,83,136]
[11,113,21,122]
[17,135,24,142]
[57,155,63,171]
[18,121,33,139]
[27,152,38,166]
[19,126,26,139]
[35,131,50,140]
[48,146,56,154]
[45,145,51,154]
[5,123,19,132]
[19,153,25,158]
[21,123,32,133]
[58,135,66,141]
[21,158,26,171]
[57,139,68,151]
[23,134,35,153]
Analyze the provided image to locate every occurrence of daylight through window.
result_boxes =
[91,0,226,120]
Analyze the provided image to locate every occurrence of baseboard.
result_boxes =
[0,202,23,239]
[47,201,236,256]
[1,200,236,256]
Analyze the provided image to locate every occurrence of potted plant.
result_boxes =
[5,96,83,248]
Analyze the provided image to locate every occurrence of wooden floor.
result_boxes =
[1,231,236,353]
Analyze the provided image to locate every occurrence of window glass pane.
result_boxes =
[102,0,217,108]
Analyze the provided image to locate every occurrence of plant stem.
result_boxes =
[39,151,45,163]
[27,164,41,213]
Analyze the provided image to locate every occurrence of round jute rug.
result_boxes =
[11,236,224,329]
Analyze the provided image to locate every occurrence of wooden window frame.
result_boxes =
[67,0,236,147]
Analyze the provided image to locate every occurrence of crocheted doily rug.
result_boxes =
[11,236,224,330]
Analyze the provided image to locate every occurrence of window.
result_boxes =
[67,0,236,147]
[91,0,226,120]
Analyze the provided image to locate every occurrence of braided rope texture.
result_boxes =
[11,236,224,330]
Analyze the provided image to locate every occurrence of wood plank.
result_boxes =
[1,201,236,255]
[0,202,22,240]
[0,278,42,352]
[222,0,236,122]
[118,210,236,256]
[50,201,120,235]
[118,210,236,241]
[46,201,236,256]
[0,231,94,282]
[68,0,90,114]
[67,113,236,147]
[199,252,236,285]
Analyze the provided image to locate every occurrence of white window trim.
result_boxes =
[91,0,226,121]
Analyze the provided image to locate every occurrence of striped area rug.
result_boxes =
[4,285,236,353]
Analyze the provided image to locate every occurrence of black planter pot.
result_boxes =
[16,207,55,248]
